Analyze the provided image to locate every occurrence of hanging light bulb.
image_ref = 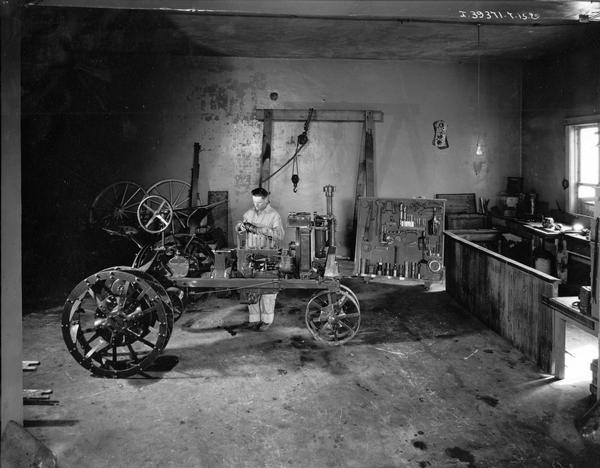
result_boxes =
[476,140,484,156]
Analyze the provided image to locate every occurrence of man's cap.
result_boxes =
[251,187,270,198]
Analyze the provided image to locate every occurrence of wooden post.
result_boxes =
[355,126,366,202]
[259,109,273,191]
[364,111,375,197]
[354,111,375,201]
[1,0,23,431]
[593,187,600,400]
[352,111,375,262]
[551,311,566,379]
[190,143,201,208]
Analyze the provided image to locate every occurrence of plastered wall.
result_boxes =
[522,46,600,218]
[116,56,522,255]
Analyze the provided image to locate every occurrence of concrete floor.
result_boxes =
[22,279,599,468]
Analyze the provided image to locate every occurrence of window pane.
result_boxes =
[579,126,600,184]
[568,121,600,216]
[578,185,596,199]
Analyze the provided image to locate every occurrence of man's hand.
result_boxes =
[242,222,259,234]
[237,221,272,238]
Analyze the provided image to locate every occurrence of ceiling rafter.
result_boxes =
[26,0,600,24]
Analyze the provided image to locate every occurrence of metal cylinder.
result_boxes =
[323,185,336,248]
[323,185,335,216]
[314,228,327,258]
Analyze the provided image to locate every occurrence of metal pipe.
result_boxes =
[323,185,336,246]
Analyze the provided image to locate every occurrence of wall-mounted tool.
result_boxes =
[428,208,441,236]
[418,231,427,251]
[428,259,443,273]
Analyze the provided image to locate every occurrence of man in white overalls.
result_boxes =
[235,187,285,330]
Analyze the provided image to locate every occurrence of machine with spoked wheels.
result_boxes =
[63,184,361,378]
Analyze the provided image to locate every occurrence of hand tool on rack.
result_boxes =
[376,200,384,243]
[363,200,373,241]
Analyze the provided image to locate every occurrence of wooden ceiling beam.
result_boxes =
[255,109,383,123]
[26,1,600,24]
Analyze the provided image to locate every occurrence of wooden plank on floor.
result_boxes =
[23,389,52,400]
[22,361,39,372]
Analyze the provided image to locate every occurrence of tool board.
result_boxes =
[353,197,446,283]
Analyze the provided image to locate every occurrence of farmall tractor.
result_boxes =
[62,180,361,378]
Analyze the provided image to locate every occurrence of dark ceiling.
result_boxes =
[22,1,600,62]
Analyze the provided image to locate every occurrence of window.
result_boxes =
[567,116,600,217]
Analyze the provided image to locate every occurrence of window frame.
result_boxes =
[565,114,600,218]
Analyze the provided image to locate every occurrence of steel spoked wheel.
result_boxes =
[147,179,191,232]
[62,269,171,378]
[305,286,361,345]
[89,181,146,228]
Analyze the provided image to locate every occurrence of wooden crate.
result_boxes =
[446,213,489,230]
[435,193,477,214]
[436,193,488,230]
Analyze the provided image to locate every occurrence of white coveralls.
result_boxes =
[240,203,284,325]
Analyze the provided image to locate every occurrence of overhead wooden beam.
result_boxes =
[27,1,600,24]
[255,109,383,123]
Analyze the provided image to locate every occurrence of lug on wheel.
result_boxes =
[305,284,361,345]
[62,269,173,378]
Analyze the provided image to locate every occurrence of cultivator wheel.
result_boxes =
[89,181,146,228]
[62,269,174,378]
[305,284,361,345]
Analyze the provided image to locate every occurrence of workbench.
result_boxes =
[491,215,561,251]
[542,296,598,379]
[490,215,591,287]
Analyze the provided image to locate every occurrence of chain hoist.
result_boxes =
[261,108,314,192]
[290,108,313,192]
